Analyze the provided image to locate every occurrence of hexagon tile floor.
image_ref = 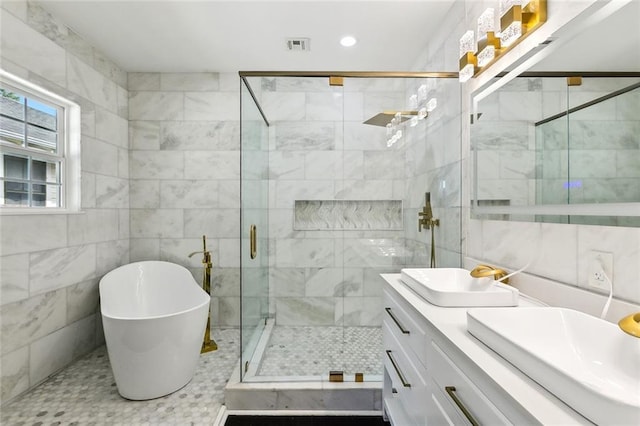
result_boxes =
[0,328,240,426]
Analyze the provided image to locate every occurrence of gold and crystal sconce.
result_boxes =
[459,0,546,83]
[459,30,477,83]
[477,8,501,67]
[500,0,547,47]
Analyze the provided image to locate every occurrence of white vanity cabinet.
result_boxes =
[382,283,536,426]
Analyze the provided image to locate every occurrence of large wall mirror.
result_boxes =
[471,0,640,226]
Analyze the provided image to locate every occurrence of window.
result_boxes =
[0,70,80,212]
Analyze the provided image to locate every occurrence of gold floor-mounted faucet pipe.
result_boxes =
[418,192,439,268]
[188,235,218,353]
[470,264,510,284]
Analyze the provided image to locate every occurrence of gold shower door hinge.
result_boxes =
[329,370,344,382]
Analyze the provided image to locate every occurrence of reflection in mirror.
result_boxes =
[471,0,640,227]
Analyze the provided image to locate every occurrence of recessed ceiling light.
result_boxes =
[340,36,357,47]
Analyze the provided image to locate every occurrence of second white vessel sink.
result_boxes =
[399,268,518,307]
[467,307,640,425]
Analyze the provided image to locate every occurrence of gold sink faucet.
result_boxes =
[470,264,510,284]
[618,312,640,338]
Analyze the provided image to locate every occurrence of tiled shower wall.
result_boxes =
[258,77,409,326]
[127,72,241,327]
[0,1,129,403]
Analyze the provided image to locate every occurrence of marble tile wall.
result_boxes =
[128,71,241,328]
[261,77,409,326]
[0,1,129,404]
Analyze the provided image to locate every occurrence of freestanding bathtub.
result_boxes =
[99,261,210,400]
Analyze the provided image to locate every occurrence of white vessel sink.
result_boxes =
[399,268,518,307]
[467,307,640,425]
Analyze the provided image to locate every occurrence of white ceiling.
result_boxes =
[39,0,457,73]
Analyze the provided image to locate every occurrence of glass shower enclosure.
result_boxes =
[239,72,461,383]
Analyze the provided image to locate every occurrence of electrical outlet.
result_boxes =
[587,250,613,291]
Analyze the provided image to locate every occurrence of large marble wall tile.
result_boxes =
[275,297,334,326]
[0,254,29,305]
[160,73,219,91]
[268,151,305,180]
[95,175,128,208]
[1,289,66,355]
[498,91,543,121]
[67,209,119,245]
[342,239,403,268]
[274,180,334,208]
[96,239,129,277]
[344,92,364,121]
[29,315,95,386]
[129,91,184,121]
[218,296,240,327]
[96,107,128,148]
[1,0,27,21]
[184,151,239,179]
[66,279,99,323]
[29,245,96,295]
[129,180,160,208]
[160,180,218,208]
[130,150,184,179]
[270,267,305,297]
[275,122,335,151]
[335,180,393,200]
[363,151,404,180]
[219,180,241,208]
[0,11,66,87]
[161,121,240,151]
[93,48,127,88]
[211,268,241,297]
[129,121,160,150]
[116,84,128,118]
[275,239,335,268]
[305,267,363,297]
[261,92,306,121]
[616,150,640,178]
[118,146,129,179]
[306,92,343,121]
[480,221,542,271]
[1,347,29,403]
[343,122,387,151]
[569,150,617,179]
[0,215,67,256]
[304,151,343,180]
[129,238,160,262]
[67,55,117,112]
[130,209,183,238]
[81,136,119,176]
[128,73,160,91]
[218,238,241,268]
[184,92,239,121]
[184,209,240,238]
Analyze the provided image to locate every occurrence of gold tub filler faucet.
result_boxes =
[188,235,218,353]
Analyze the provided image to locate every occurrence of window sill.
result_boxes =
[0,208,85,216]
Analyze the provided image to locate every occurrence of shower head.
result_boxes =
[362,110,419,127]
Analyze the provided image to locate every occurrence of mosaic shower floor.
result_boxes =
[0,328,240,426]
[256,326,383,378]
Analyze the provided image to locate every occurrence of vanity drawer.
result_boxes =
[429,340,512,426]
[383,288,429,367]
[383,321,428,425]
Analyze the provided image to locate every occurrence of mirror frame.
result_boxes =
[469,0,640,219]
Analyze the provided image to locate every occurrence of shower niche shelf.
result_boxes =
[294,200,403,231]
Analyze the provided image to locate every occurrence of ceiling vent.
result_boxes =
[286,38,311,52]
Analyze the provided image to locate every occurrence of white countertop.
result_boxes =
[381,273,591,425]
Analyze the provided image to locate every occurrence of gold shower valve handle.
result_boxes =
[619,312,640,338]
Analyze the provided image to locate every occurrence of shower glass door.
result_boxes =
[240,77,269,380]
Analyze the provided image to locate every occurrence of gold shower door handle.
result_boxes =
[250,224,257,259]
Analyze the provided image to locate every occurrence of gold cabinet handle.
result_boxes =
[250,224,257,259]
[385,308,410,334]
[385,350,411,388]
[619,312,640,338]
[445,386,480,426]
